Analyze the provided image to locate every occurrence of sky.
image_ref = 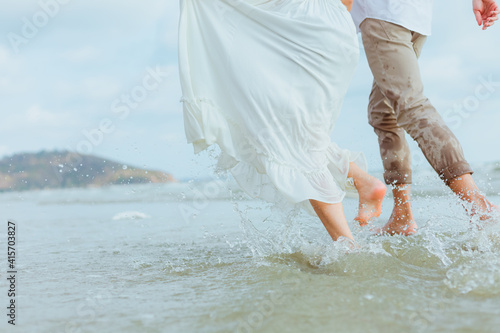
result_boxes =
[0,0,499,181]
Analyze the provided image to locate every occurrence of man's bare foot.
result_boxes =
[472,202,500,226]
[449,173,500,223]
[354,176,387,226]
[375,205,418,236]
[493,204,500,216]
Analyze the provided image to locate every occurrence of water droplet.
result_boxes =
[122,165,128,170]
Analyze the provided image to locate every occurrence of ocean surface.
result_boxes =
[1,164,500,333]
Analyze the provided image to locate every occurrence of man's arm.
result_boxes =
[473,0,499,29]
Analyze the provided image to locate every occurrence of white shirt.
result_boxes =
[351,0,434,36]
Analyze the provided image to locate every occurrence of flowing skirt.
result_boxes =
[178,0,366,212]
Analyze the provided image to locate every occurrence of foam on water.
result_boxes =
[112,211,151,220]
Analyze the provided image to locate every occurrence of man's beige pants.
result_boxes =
[360,18,473,185]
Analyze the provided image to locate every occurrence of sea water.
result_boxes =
[1,166,500,333]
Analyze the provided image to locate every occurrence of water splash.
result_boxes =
[230,186,500,290]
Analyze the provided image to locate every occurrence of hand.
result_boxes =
[473,0,500,30]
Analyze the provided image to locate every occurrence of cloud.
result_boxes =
[81,76,123,100]
[421,54,464,84]
[0,145,11,157]
[25,105,58,123]
[62,46,101,63]
[0,0,498,180]
[164,1,181,48]
[160,132,184,144]
[1,104,81,131]
[0,45,9,63]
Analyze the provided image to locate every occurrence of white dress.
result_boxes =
[179,0,367,212]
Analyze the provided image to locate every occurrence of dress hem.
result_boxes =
[181,97,367,215]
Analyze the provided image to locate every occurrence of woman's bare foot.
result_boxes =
[375,205,418,236]
[347,162,387,226]
[354,176,387,226]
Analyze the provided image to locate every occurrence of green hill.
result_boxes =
[0,151,175,192]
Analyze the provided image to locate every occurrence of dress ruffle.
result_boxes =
[182,97,366,214]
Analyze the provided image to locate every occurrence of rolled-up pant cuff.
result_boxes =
[439,161,474,185]
[383,169,412,185]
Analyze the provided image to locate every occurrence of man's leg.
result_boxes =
[361,18,496,224]
[361,18,472,183]
[368,80,413,185]
[366,76,417,234]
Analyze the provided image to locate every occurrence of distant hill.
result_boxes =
[0,151,175,192]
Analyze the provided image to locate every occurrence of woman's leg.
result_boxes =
[348,162,387,226]
[309,200,353,241]
[310,162,387,242]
